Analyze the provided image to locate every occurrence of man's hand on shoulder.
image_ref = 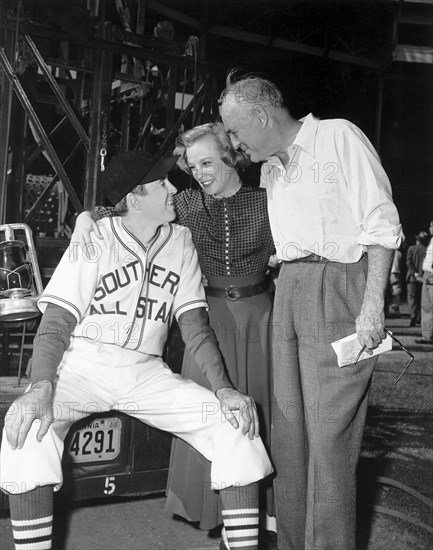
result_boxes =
[5,380,54,450]
[215,387,259,440]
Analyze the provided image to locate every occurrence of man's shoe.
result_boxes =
[415,339,433,344]
[220,531,278,549]
[390,305,401,318]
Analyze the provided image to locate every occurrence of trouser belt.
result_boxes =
[206,279,269,301]
[287,253,329,263]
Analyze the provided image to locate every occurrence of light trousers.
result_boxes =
[272,256,377,550]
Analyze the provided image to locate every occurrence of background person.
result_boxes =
[218,71,402,550]
[73,122,277,548]
[0,151,273,550]
[406,230,430,326]
[387,245,404,318]
[416,219,433,344]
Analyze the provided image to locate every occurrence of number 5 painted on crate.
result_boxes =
[104,476,116,495]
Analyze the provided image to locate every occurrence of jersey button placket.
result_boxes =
[224,202,230,276]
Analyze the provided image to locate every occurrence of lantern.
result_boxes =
[0,224,43,321]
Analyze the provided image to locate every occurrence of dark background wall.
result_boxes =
[142,0,433,246]
[3,0,432,244]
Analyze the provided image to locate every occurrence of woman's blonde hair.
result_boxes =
[174,121,250,175]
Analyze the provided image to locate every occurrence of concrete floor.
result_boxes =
[0,302,432,550]
[1,494,221,550]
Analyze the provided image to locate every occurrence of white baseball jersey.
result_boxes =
[38,217,208,355]
[1,218,273,496]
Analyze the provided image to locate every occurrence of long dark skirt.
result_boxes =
[166,288,274,530]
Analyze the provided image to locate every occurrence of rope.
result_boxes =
[360,476,433,535]
[372,505,433,535]
[376,476,433,508]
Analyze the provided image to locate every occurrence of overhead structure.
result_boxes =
[145,0,432,155]
[0,0,221,228]
[147,0,433,67]
[0,0,431,232]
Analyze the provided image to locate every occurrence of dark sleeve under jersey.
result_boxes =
[31,303,76,383]
[177,307,232,394]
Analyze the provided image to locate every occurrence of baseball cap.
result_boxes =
[102,151,179,205]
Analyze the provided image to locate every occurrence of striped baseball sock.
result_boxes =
[9,485,53,549]
[220,482,259,549]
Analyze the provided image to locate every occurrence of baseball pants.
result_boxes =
[1,338,272,495]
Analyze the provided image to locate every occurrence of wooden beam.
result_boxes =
[0,30,15,223]
[147,0,201,31]
[83,22,114,210]
[146,1,383,69]
[208,25,382,69]
[395,44,433,64]
[4,21,222,73]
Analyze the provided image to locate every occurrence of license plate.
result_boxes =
[68,417,122,463]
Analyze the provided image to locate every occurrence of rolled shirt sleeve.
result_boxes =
[337,123,403,250]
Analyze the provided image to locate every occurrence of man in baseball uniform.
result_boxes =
[0,151,272,550]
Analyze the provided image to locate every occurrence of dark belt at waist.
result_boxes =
[206,278,269,301]
[287,253,330,263]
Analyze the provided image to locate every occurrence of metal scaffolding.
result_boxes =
[0,1,221,226]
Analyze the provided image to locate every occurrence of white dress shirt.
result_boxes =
[260,114,403,263]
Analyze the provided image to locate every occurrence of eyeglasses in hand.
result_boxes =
[354,329,414,390]
[384,330,415,390]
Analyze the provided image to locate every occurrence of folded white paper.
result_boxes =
[331,332,392,367]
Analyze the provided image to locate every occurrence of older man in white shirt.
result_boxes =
[219,71,402,550]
